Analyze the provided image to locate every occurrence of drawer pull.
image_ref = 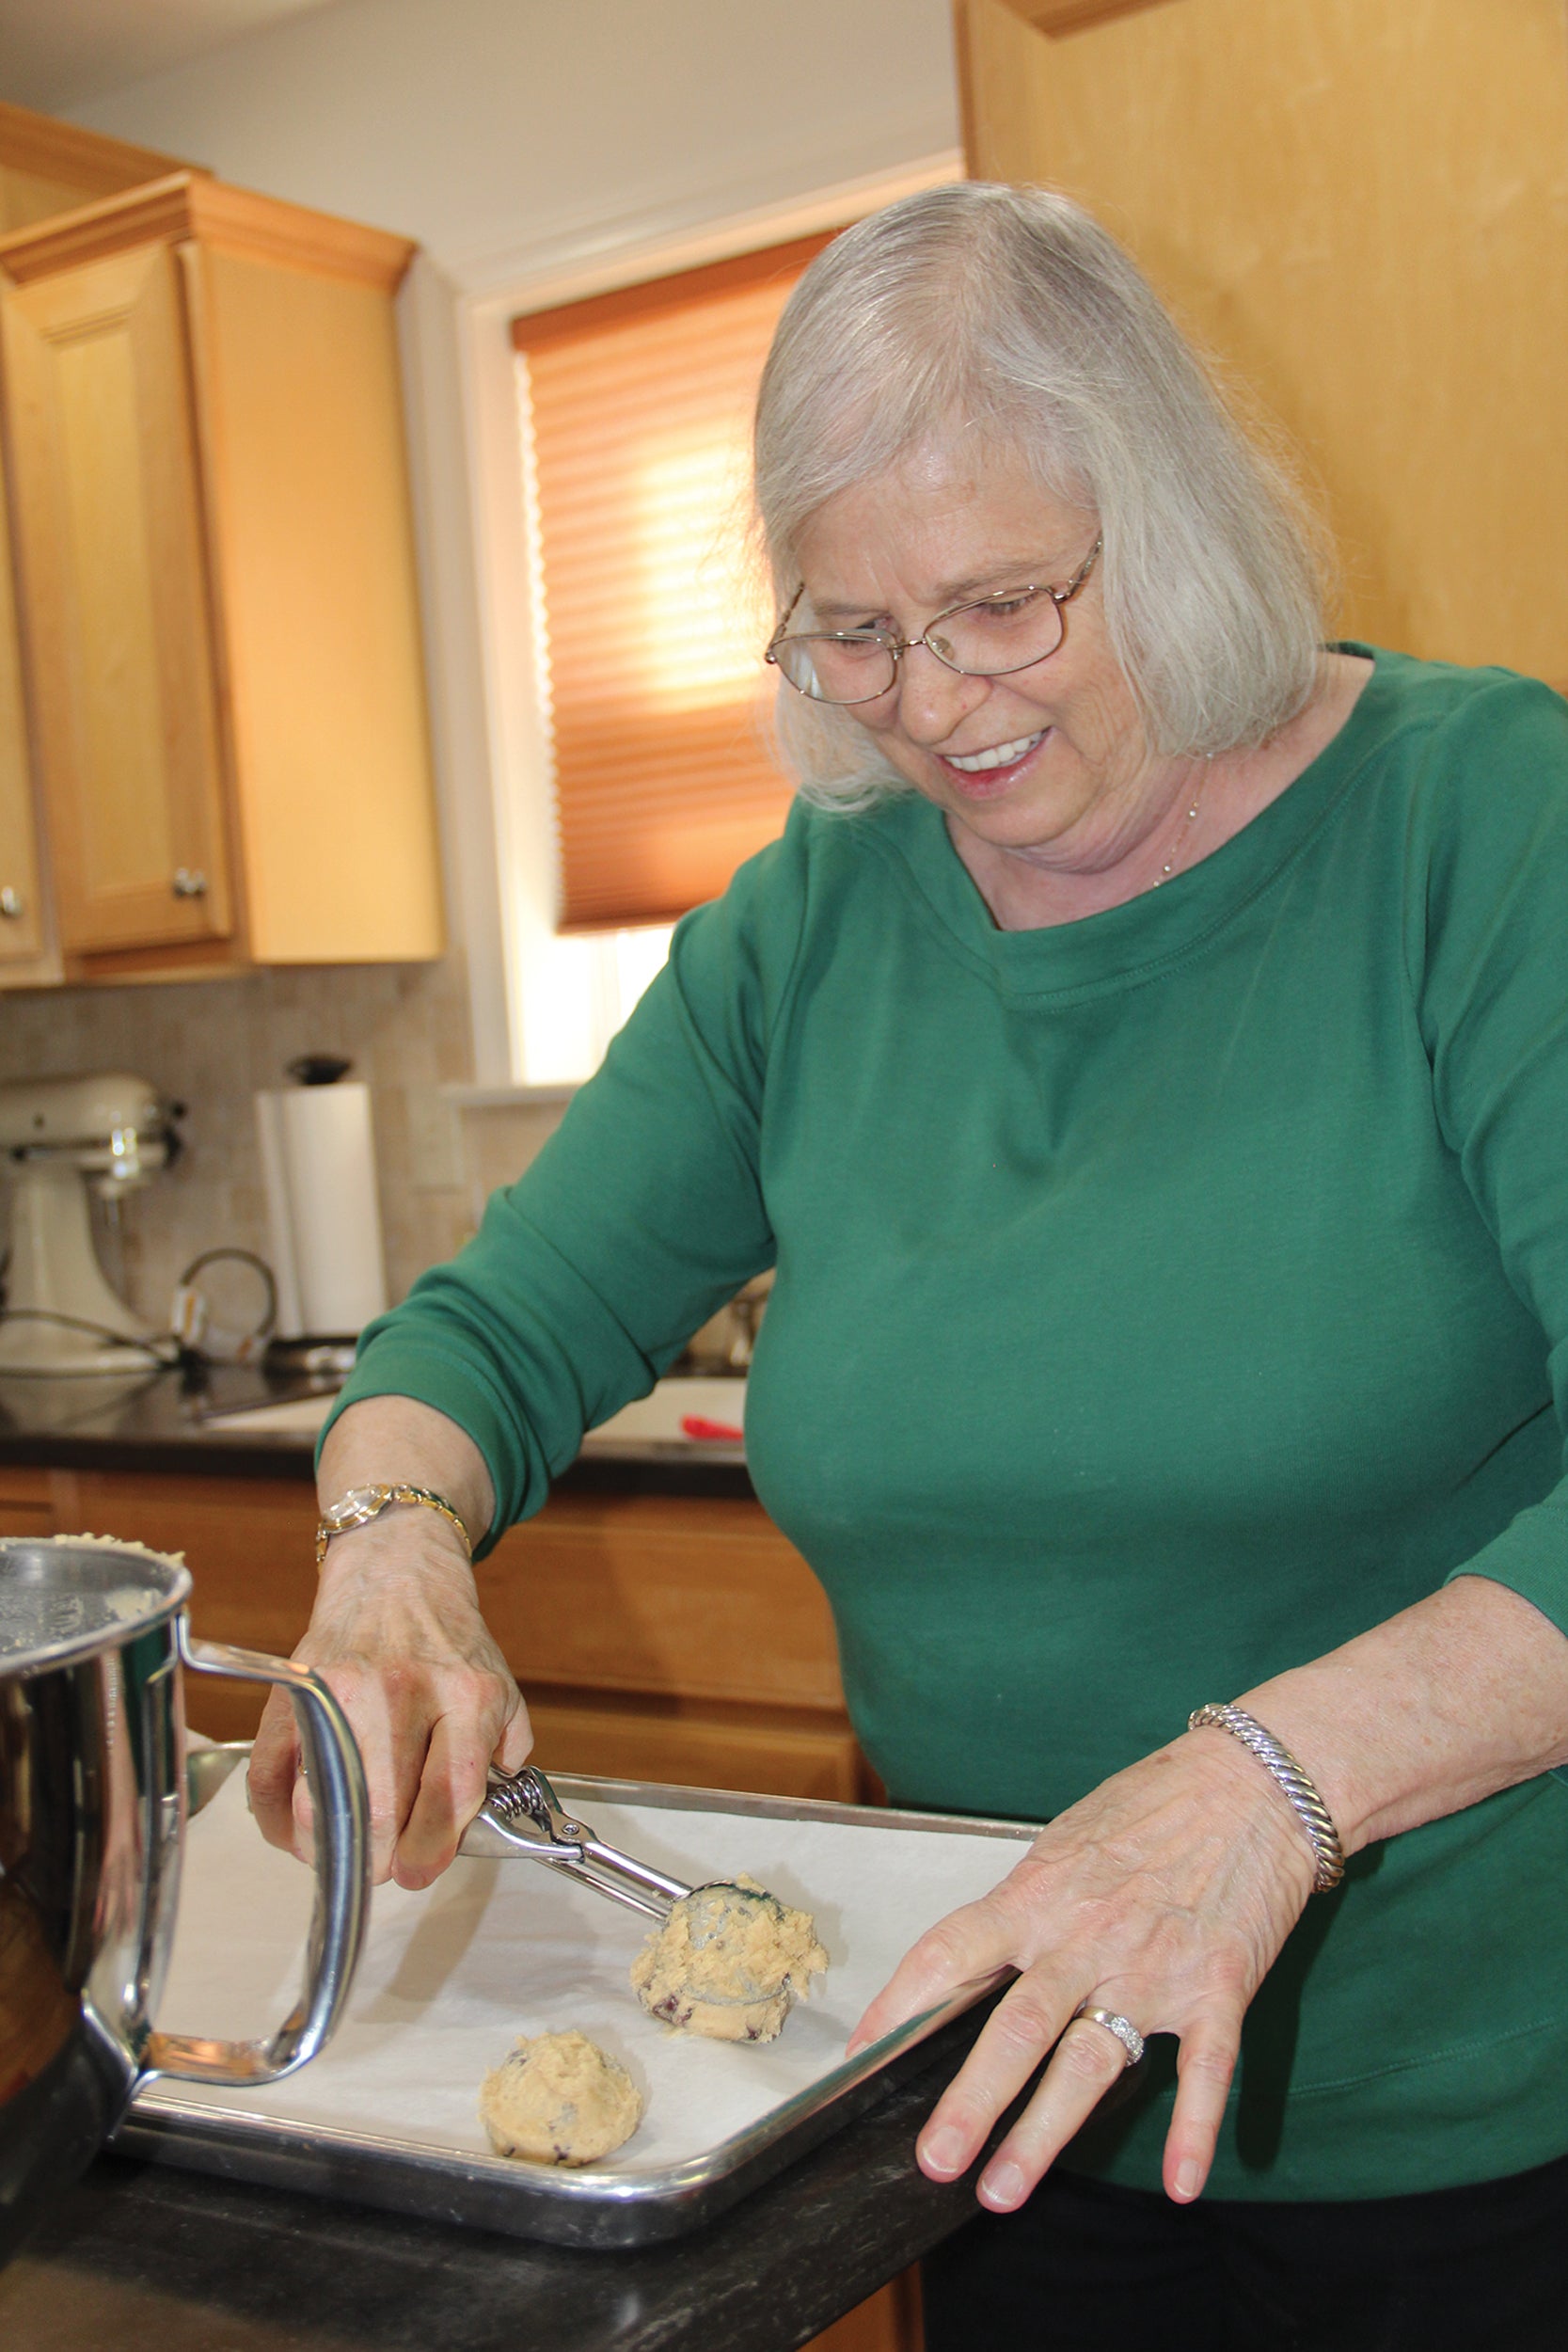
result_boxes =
[172,868,209,899]
[0,887,23,919]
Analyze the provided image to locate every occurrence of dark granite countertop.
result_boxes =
[0,1364,756,1498]
[0,2021,1006,2352]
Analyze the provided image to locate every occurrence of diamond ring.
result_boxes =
[1071,2003,1146,2067]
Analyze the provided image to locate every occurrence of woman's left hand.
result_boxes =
[847,1729,1319,2209]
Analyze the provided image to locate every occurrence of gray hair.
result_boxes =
[752,183,1328,809]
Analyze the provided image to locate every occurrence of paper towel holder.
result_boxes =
[255,1060,388,1348]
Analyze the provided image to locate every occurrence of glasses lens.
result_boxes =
[772,634,896,704]
[927,590,1065,676]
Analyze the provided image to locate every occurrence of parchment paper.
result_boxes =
[144,1774,1033,2176]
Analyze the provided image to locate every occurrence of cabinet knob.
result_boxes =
[0,886,23,919]
[171,868,209,899]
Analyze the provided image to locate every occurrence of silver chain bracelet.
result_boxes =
[1188,1703,1346,1892]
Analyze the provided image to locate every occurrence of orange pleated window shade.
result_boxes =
[514,233,837,932]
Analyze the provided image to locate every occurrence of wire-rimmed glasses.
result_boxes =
[765,535,1101,707]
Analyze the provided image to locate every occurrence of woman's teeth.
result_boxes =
[945,731,1046,773]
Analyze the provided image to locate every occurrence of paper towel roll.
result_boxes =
[255,1081,389,1339]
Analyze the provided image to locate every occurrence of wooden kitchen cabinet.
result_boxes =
[4,235,233,960]
[954,0,1568,686]
[0,100,198,236]
[0,166,446,981]
[478,1490,872,1801]
[0,422,50,983]
[29,1470,878,1797]
[0,1465,53,1537]
[0,103,214,990]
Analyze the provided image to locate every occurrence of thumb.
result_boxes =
[493,1696,535,1775]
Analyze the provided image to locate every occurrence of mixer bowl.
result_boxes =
[0,1538,368,2265]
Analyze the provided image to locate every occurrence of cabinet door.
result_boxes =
[0,429,48,974]
[1,241,233,951]
[955,0,1568,682]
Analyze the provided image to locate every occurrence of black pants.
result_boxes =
[921,2152,1568,2352]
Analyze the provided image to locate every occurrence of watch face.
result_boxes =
[326,1486,386,1529]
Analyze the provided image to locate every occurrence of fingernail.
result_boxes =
[921,2127,966,2177]
[980,2161,1024,2210]
[1174,2158,1202,2201]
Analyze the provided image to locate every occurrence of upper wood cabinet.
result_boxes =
[0,99,199,233]
[0,103,198,989]
[0,166,446,982]
[953,0,1568,686]
[4,235,233,959]
[0,422,49,979]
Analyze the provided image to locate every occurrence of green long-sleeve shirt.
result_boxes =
[336,647,1568,2200]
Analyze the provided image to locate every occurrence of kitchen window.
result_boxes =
[423,159,958,1095]
[506,233,832,1073]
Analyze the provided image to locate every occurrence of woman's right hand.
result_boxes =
[248,1508,532,1889]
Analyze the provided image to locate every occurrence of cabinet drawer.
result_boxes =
[480,1492,846,1710]
[526,1691,869,1804]
[0,1466,54,1536]
[0,1466,52,1505]
[0,1502,53,1537]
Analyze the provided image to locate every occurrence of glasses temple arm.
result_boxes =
[767,582,807,653]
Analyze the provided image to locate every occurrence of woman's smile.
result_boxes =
[940,728,1051,786]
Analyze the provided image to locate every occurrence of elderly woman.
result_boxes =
[253,185,1568,2347]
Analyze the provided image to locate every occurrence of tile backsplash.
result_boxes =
[0,952,567,1331]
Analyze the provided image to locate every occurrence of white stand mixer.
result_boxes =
[0,1073,179,1375]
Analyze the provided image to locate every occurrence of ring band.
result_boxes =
[1072,2004,1146,2068]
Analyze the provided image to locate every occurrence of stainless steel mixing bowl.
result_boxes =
[0,1536,368,2264]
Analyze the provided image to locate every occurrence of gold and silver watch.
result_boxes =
[315,1483,471,1566]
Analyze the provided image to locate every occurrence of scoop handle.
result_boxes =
[142,1626,371,2087]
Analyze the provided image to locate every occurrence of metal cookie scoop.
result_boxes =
[459,1766,698,1921]
[649,1879,792,2010]
[464,1771,829,2041]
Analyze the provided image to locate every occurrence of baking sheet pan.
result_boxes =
[118,1768,1035,2247]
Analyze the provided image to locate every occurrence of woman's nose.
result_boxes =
[894,644,993,745]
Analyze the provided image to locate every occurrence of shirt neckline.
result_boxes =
[857,644,1402,1002]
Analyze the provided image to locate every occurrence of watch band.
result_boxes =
[315,1483,472,1565]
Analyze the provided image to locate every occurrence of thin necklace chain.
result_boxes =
[1152,757,1212,887]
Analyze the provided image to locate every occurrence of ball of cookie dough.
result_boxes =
[630,1873,829,2042]
[479,2029,642,2165]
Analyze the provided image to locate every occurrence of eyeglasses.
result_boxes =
[765,535,1101,707]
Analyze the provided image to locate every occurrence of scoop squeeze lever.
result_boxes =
[460,1765,695,1921]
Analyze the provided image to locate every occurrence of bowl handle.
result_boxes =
[141,1626,371,2088]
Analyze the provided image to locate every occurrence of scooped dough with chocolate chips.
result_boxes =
[479,2028,642,2165]
[630,1874,828,2042]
